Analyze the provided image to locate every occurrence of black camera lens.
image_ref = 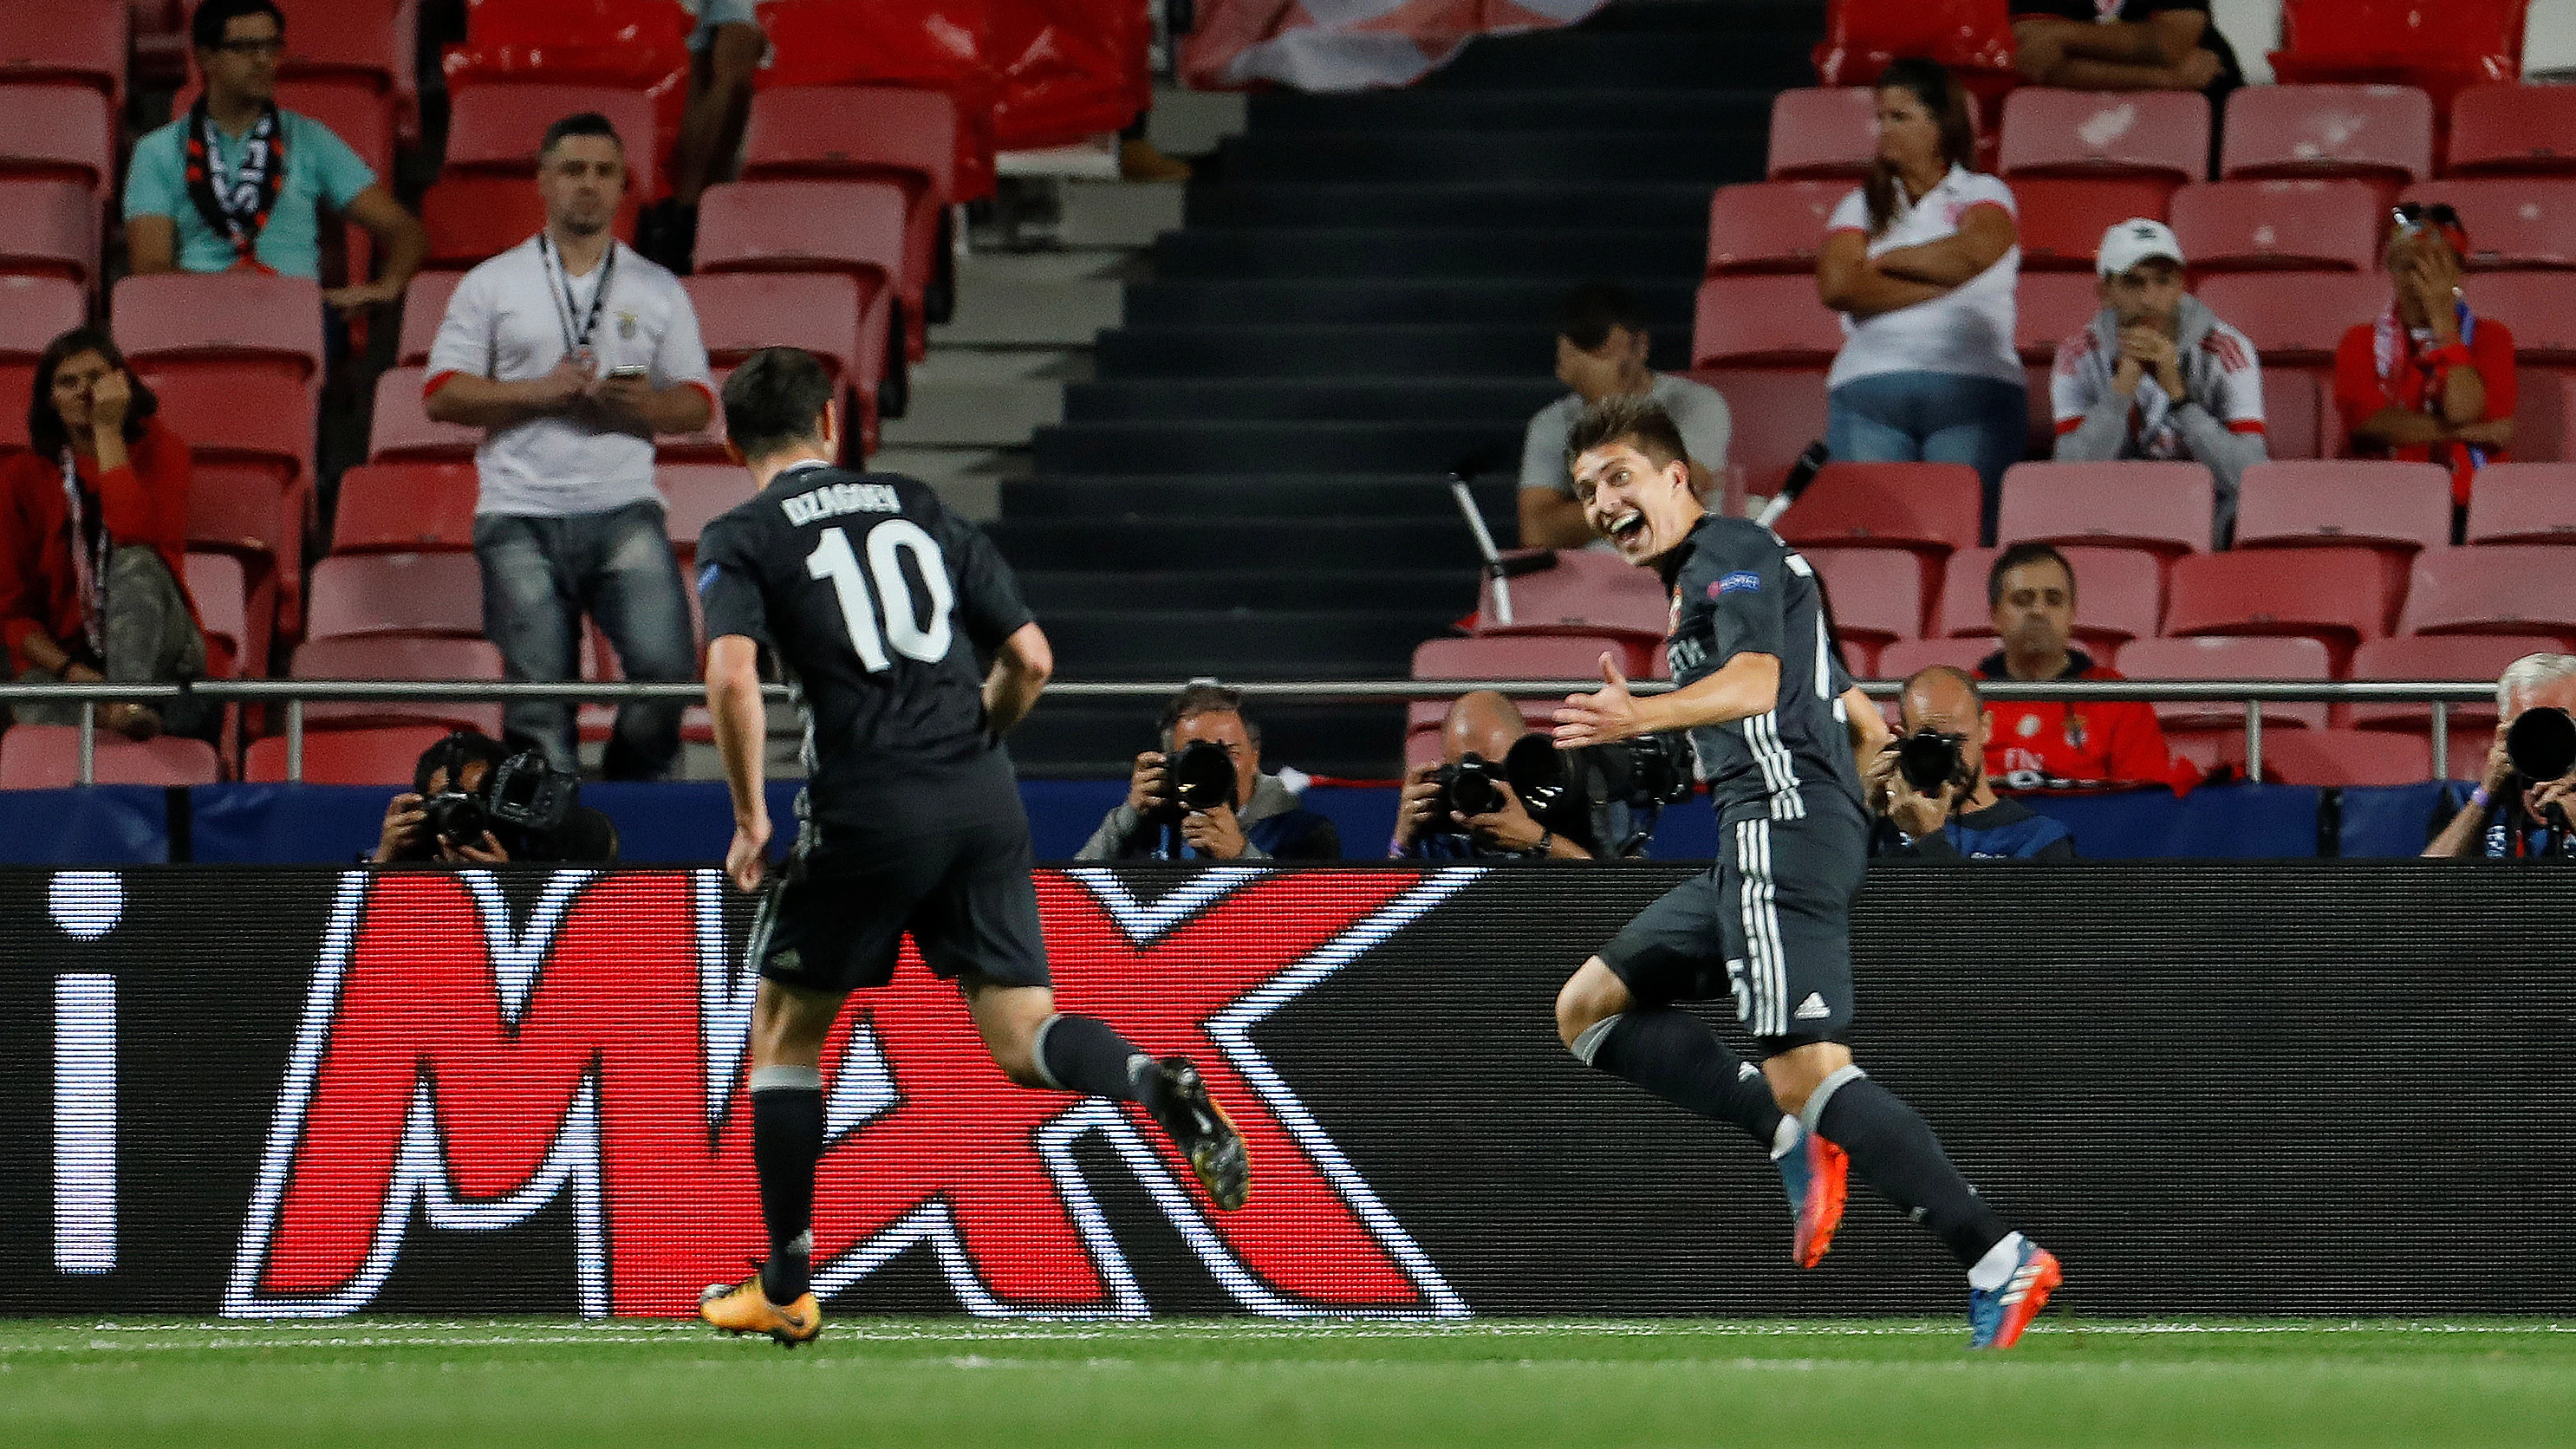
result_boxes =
[1164,739,1238,815]
[421,791,488,847]
[1896,731,1968,795]
[2506,706,2576,784]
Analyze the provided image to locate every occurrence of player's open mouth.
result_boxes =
[1606,510,1648,549]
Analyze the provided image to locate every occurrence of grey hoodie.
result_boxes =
[2050,292,2268,541]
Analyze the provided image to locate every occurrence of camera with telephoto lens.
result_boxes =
[424,746,579,848]
[1424,752,1509,835]
[1895,729,1974,796]
[2504,706,2576,830]
[1151,738,1239,821]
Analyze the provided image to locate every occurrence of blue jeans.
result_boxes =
[1825,370,2030,544]
[474,502,694,779]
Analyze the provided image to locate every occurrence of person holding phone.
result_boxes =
[425,113,717,779]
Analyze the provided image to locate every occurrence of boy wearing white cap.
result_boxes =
[2050,218,2267,540]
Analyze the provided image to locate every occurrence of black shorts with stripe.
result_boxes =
[1597,805,1867,1054]
[748,813,1053,995]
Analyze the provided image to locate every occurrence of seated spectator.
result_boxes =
[2052,219,2266,542]
[1867,666,2077,859]
[2335,205,2516,510]
[373,729,621,864]
[0,329,208,742]
[1815,58,2026,537]
[1518,283,1729,549]
[124,0,427,318]
[1077,683,1340,861]
[1393,690,1603,860]
[2425,653,2576,859]
[426,113,715,779]
[2010,1,2239,101]
[1976,543,2193,789]
[641,0,769,271]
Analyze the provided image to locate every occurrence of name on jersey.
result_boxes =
[781,481,901,528]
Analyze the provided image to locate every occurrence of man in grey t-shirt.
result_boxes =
[1518,283,1731,549]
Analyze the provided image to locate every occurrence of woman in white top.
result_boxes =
[1815,59,2026,540]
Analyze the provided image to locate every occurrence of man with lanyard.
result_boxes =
[2335,205,2518,515]
[124,0,426,319]
[426,113,716,779]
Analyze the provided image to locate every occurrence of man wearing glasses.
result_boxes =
[2333,203,2518,515]
[124,0,426,320]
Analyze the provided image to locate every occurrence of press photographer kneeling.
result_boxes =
[1077,683,1339,861]
[2425,653,2576,859]
[372,729,622,864]
[1394,689,1689,860]
[1868,666,2075,861]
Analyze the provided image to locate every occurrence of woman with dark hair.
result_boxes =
[0,328,207,740]
[1815,57,2026,537]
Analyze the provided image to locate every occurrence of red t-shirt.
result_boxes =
[1978,650,2196,791]
[0,417,198,673]
[2332,314,2516,505]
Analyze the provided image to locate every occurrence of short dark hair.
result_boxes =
[29,328,159,460]
[1564,394,1690,476]
[1987,541,2077,609]
[1160,682,1259,751]
[540,111,625,156]
[193,0,285,51]
[1555,283,1646,353]
[413,730,512,796]
[721,348,836,461]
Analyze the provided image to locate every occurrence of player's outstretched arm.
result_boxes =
[1556,651,1780,748]
[706,634,771,891]
[984,622,1053,737]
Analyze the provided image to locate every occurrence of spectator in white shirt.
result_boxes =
[1519,283,1730,548]
[2051,218,2266,542]
[1814,58,2026,542]
[425,113,716,778]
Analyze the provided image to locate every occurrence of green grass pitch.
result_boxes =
[3,1317,2570,1447]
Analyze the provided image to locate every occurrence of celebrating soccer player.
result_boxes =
[692,348,1250,1345]
[1548,396,2062,1349]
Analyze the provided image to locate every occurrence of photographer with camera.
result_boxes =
[1395,689,1691,860]
[1076,683,1340,862]
[372,728,621,864]
[2424,653,2576,860]
[1867,666,2075,861]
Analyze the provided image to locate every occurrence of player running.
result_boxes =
[1548,396,2061,1349]
[691,348,1250,1346]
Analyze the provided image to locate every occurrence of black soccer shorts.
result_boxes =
[1597,808,1867,1051]
[748,814,1053,994]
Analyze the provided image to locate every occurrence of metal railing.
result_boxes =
[0,677,2497,785]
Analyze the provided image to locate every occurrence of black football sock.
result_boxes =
[1031,1013,1159,1108]
[1571,1007,1786,1150]
[750,1066,824,1305]
[1807,1066,2013,1270]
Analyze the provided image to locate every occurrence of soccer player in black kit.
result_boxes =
[691,348,1250,1345]
[1549,396,2061,1348]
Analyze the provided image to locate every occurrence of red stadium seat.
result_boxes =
[2463,463,2576,545]
[396,270,460,367]
[2118,634,2333,731]
[2400,179,2576,272]
[445,82,660,201]
[290,635,505,737]
[0,274,81,359]
[1938,544,2162,654]
[0,84,114,204]
[657,464,753,559]
[743,85,962,361]
[244,724,455,784]
[2012,177,2178,273]
[1872,636,1994,680]
[1693,274,1842,367]
[1998,461,2215,556]
[2163,547,2392,670]
[2231,460,2452,603]
[2016,271,2103,363]
[683,271,863,400]
[1800,546,1928,658]
[150,368,314,633]
[2444,83,2576,178]
[113,272,327,393]
[2398,546,2576,647]
[1704,180,1845,276]
[1766,88,1877,181]
[1472,549,1667,641]
[2460,273,2576,362]
[656,363,732,464]
[370,367,482,463]
[331,462,478,554]
[2219,727,2432,786]
[695,180,906,440]
[2521,367,2576,465]
[0,363,30,455]
[1999,88,2209,187]
[0,726,222,789]
[303,552,485,640]
[421,176,635,271]
[2259,369,2323,461]
[1414,634,1649,682]
[1779,462,1982,554]
[2168,179,2383,273]
[2347,633,2558,732]
[184,549,253,679]
[2193,272,2384,365]
[1682,367,1826,499]
[0,179,98,289]
[0,3,127,103]
[2221,85,2435,192]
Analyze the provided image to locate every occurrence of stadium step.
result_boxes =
[1186,182,1715,232]
[1094,325,1691,379]
[1000,472,1514,521]
[1151,227,1702,280]
[1213,129,1761,185]
[1020,569,1476,612]
[1063,378,1563,423]
[1428,29,1813,90]
[1009,701,1408,781]
[1033,419,1522,474]
[994,516,1486,572]
[1039,608,1461,680]
[1120,277,1692,329]
[1244,88,1773,135]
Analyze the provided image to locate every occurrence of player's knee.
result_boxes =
[1553,959,1623,1052]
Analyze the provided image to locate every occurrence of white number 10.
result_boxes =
[805,520,954,672]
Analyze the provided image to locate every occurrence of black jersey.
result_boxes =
[694,462,1035,830]
[1659,514,1865,826]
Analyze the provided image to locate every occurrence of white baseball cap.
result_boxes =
[2097,218,2186,277]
